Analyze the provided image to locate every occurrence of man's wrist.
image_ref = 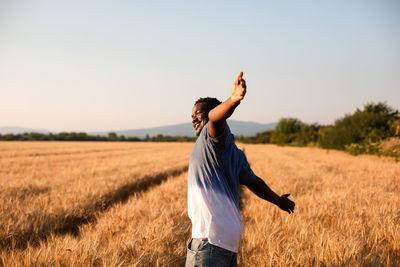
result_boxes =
[229,96,241,105]
[272,194,280,205]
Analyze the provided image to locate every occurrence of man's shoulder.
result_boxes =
[196,122,234,150]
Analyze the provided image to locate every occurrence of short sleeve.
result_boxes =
[206,123,229,146]
[238,150,257,185]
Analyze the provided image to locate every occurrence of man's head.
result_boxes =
[192,97,222,136]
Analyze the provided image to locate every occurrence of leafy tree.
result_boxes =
[296,123,319,146]
[319,102,398,149]
[108,132,118,141]
[255,130,273,144]
[271,118,302,145]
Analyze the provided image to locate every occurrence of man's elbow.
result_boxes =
[208,109,220,123]
[246,177,262,192]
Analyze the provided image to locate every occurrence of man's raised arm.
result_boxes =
[209,72,247,138]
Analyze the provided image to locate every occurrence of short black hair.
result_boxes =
[195,97,222,111]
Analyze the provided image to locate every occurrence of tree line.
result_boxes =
[0,132,196,142]
[236,102,400,158]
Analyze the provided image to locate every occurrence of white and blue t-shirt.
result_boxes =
[187,122,257,253]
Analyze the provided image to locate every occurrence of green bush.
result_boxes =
[271,118,302,145]
[319,102,398,150]
[296,123,319,146]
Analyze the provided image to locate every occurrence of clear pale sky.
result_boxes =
[1,1,399,132]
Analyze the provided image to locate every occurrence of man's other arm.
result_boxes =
[246,176,295,214]
[208,72,246,138]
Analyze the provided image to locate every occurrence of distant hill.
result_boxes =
[90,120,277,138]
[0,120,277,138]
[0,126,49,135]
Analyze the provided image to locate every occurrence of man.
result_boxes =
[186,72,295,266]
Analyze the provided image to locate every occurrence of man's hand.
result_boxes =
[277,193,295,214]
[231,72,246,103]
[208,71,247,138]
[246,176,296,215]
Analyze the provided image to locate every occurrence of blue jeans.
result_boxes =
[185,238,237,267]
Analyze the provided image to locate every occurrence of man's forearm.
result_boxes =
[247,176,296,214]
[208,97,240,138]
[208,72,246,138]
[247,177,280,205]
[209,97,239,124]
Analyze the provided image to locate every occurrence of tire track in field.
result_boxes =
[0,165,188,250]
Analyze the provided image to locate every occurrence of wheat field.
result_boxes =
[0,141,399,266]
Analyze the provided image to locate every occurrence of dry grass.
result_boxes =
[381,137,400,156]
[3,172,190,266]
[1,142,399,266]
[240,145,400,266]
[0,142,192,251]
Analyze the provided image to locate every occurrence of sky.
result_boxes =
[1,0,399,132]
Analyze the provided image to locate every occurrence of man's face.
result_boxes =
[192,102,209,136]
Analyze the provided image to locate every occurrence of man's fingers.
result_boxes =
[282,193,291,198]
[287,206,294,214]
[236,72,244,83]
[240,79,246,89]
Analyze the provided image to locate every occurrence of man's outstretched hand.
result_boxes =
[231,72,246,103]
[277,193,295,214]
[208,71,247,138]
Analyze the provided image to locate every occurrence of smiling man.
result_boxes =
[186,72,295,267]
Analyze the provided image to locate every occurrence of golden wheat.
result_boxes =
[1,142,399,266]
[0,142,192,251]
[239,145,400,266]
